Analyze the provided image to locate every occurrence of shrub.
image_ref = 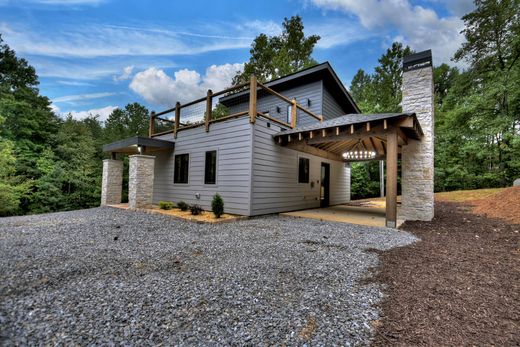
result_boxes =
[177,201,189,211]
[211,193,224,218]
[158,201,174,210]
[190,204,203,215]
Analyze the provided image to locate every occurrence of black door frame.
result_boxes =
[320,162,330,207]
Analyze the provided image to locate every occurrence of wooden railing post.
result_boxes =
[174,102,180,139]
[149,111,155,137]
[249,75,257,124]
[291,99,297,128]
[205,89,213,132]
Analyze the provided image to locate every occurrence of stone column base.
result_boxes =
[101,159,123,205]
[129,155,155,209]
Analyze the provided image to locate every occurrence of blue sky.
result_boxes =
[0,0,474,120]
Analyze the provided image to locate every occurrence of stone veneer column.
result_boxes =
[101,159,123,205]
[128,155,155,209]
[401,50,434,221]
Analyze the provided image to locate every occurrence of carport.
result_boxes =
[273,113,423,228]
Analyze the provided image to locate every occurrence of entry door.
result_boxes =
[320,162,330,207]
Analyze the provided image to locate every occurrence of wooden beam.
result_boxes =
[291,99,297,128]
[395,116,414,128]
[285,142,344,162]
[174,102,180,139]
[322,129,326,137]
[366,122,370,132]
[249,75,257,124]
[309,131,313,139]
[205,89,212,132]
[384,119,387,129]
[396,127,409,145]
[386,128,398,228]
[149,111,155,137]
[287,134,291,142]
[305,125,387,145]
[350,124,354,134]
[336,127,339,135]
[298,133,302,141]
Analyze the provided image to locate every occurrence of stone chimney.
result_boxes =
[401,50,434,221]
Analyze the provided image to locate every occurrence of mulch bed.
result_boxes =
[369,201,520,346]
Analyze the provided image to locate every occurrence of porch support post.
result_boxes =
[385,128,398,228]
[101,158,123,206]
[128,155,155,209]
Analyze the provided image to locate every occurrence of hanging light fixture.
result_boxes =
[342,139,377,160]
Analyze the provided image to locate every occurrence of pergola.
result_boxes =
[273,113,424,228]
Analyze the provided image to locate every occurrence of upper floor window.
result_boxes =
[174,153,189,184]
[287,104,293,124]
[204,150,217,184]
[298,157,310,183]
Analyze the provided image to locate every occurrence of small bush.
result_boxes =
[158,201,174,210]
[177,201,189,211]
[190,204,203,215]
[211,193,224,218]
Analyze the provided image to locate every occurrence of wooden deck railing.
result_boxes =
[149,75,323,137]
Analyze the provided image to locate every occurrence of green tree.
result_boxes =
[435,0,520,189]
[104,103,149,143]
[232,16,320,85]
[349,42,413,114]
[0,115,32,215]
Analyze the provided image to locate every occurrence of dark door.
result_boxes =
[320,162,330,207]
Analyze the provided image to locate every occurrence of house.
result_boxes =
[101,50,434,228]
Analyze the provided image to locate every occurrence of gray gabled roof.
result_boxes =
[219,62,361,114]
[276,113,417,136]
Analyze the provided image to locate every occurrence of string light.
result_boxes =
[342,140,377,160]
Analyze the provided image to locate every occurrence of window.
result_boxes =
[287,104,293,124]
[298,157,310,183]
[174,154,189,183]
[204,150,217,184]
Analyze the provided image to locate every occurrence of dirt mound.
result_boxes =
[471,186,520,224]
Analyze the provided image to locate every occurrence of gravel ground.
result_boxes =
[0,207,417,346]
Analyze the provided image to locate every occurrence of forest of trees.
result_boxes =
[0,35,151,215]
[0,1,519,216]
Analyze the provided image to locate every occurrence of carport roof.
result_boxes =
[273,112,423,162]
[276,113,420,136]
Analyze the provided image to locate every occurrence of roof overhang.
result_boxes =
[273,113,423,162]
[102,136,175,154]
[219,62,361,114]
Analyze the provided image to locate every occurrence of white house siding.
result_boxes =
[152,117,252,215]
[250,118,350,216]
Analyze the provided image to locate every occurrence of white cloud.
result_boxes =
[50,103,60,114]
[130,63,244,107]
[52,92,116,103]
[67,106,118,121]
[113,65,134,82]
[311,0,466,65]
[56,80,95,86]
[0,22,251,58]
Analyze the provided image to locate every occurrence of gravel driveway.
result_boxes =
[0,207,416,346]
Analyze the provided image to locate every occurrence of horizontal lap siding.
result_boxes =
[251,118,350,216]
[227,81,323,127]
[153,118,252,215]
[322,86,347,120]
